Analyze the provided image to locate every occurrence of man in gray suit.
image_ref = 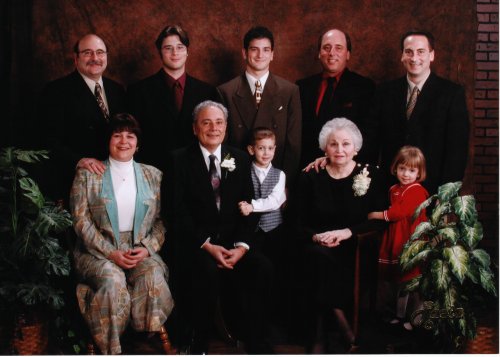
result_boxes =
[218,26,301,186]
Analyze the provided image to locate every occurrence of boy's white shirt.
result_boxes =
[251,162,286,212]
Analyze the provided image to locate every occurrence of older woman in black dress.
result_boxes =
[297,118,387,353]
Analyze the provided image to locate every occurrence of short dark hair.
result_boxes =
[248,127,276,146]
[73,34,108,54]
[400,30,435,51]
[317,29,352,52]
[155,25,190,51]
[243,26,274,50]
[107,113,142,146]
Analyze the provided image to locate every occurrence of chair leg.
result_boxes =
[159,326,177,354]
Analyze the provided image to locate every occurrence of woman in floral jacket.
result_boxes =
[296,118,387,353]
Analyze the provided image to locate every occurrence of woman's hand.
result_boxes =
[238,201,254,216]
[124,247,149,265]
[108,250,138,269]
[303,156,328,173]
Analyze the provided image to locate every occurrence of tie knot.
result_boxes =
[94,82,102,94]
[327,77,336,85]
[174,80,181,89]
[255,80,262,89]
[209,154,216,163]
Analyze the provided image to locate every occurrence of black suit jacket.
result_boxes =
[127,70,219,169]
[296,69,375,165]
[166,144,256,258]
[38,70,126,201]
[363,72,469,193]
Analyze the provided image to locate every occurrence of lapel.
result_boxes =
[71,71,103,122]
[189,144,220,213]
[409,72,436,123]
[395,77,409,124]
[153,70,177,118]
[254,73,279,127]
[101,161,121,245]
[132,161,154,244]
[234,75,258,129]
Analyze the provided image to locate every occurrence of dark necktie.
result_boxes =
[209,154,221,210]
[317,77,337,119]
[173,80,183,113]
[94,82,109,121]
[406,86,419,119]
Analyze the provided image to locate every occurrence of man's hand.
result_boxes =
[238,201,254,216]
[203,242,233,269]
[224,247,247,267]
[313,228,352,248]
[303,156,328,173]
[77,158,106,175]
[108,250,137,269]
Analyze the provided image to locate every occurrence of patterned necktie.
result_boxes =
[255,80,263,107]
[406,86,420,119]
[209,154,221,210]
[94,82,109,121]
[317,77,337,118]
[173,80,183,113]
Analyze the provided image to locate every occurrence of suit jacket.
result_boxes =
[166,144,255,259]
[127,70,219,169]
[70,161,166,271]
[296,69,375,165]
[38,71,126,202]
[217,73,302,185]
[363,72,469,193]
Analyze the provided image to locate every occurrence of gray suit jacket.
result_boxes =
[218,73,301,185]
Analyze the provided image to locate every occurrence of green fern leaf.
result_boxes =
[430,259,451,292]
[479,268,497,296]
[443,246,469,284]
[400,240,427,266]
[19,177,45,209]
[437,181,462,202]
[438,226,460,244]
[431,202,451,226]
[402,276,420,292]
[410,221,434,241]
[451,195,478,226]
[412,195,435,220]
[470,248,491,269]
[460,222,483,249]
[402,248,432,272]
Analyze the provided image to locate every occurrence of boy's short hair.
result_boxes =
[248,127,276,146]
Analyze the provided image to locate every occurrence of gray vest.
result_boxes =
[251,166,283,232]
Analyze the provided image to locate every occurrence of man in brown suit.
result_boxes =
[217,26,301,186]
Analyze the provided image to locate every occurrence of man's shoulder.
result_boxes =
[102,76,125,91]
[43,71,81,91]
[127,70,163,90]
[296,73,322,87]
[217,75,244,92]
[186,74,215,89]
[342,69,375,86]
[269,73,298,89]
[427,72,464,92]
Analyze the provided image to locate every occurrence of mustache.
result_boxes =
[86,60,103,66]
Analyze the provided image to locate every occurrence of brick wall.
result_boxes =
[475,0,499,248]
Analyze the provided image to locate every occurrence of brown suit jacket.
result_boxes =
[217,73,301,186]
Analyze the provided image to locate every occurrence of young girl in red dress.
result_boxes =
[369,146,428,331]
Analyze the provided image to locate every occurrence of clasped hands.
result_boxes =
[203,242,246,269]
[313,228,352,247]
[108,247,149,269]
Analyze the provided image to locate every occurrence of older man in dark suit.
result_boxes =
[218,26,301,186]
[38,33,126,205]
[166,100,273,354]
[296,29,375,166]
[363,30,469,193]
[127,25,219,169]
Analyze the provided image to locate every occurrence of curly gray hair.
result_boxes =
[318,117,363,152]
[192,100,228,123]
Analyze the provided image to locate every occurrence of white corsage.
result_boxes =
[221,154,236,172]
[352,166,371,197]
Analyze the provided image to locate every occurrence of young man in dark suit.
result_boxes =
[363,30,469,193]
[166,100,273,354]
[127,25,219,169]
[296,29,375,166]
[218,26,301,186]
[38,33,126,205]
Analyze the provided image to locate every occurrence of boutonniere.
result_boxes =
[220,153,236,178]
[352,166,371,197]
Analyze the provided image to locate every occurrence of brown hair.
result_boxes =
[248,127,276,146]
[390,146,427,182]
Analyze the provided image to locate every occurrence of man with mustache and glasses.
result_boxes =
[363,30,469,194]
[38,33,126,207]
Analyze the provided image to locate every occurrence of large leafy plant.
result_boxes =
[0,147,72,312]
[400,181,497,350]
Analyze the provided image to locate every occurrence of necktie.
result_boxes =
[406,86,420,119]
[255,80,263,107]
[209,154,221,210]
[173,80,183,113]
[94,82,109,121]
[317,77,337,118]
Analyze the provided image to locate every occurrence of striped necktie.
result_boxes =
[94,82,109,121]
[406,86,419,119]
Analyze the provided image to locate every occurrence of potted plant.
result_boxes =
[0,147,72,354]
[400,181,497,352]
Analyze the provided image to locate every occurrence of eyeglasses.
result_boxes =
[79,49,107,58]
[161,45,187,53]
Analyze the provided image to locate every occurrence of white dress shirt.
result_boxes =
[79,72,109,110]
[251,163,286,212]
[246,71,270,95]
[406,71,430,103]
[109,157,136,232]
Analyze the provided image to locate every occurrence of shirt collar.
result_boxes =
[199,143,222,167]
[252,162,272,176]
[322,68,346,82]
[79,71,104,93]
[163,70,187,89]
[246,71,270,93]
[406,71,430,93]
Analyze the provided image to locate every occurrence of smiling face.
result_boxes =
[74,34,107,81]
[243,38,274,77]
[318,29,350,76]
[401,35,434,83]
[160,34,188,76]
[108,130,138,162]
[248,137,276,168]
[193,106,227,153]
[396,163,419,185]
[325,129,357,167]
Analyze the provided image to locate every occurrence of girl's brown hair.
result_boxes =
[390,146,427,182]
